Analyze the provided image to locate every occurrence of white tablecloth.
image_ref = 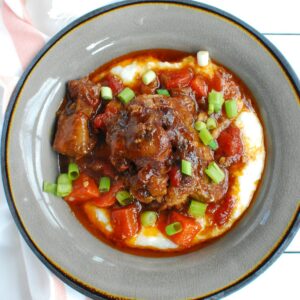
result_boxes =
[0,1,299,299]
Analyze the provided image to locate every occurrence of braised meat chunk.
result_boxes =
[105,94,228,209]
[67,77,102,113]
[53,78,101,158]
[53,112,96,158]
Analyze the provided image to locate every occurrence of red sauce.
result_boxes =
[160,68,194,89]
[105,73,124,94]
[215,125,243,159]
[169,166,182,187]
[191,75,208,98]
[90,49,190,82]
[207,196,236,226]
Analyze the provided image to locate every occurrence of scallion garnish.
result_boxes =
[100,86,113,100]
[181,159,192,176]
[206,117,217,130]
[188,200,208,218]
[208,139,218,151]
[56,174,72,197]
[205,162,225,184]
[118,87,135,104]
[43,181,57,195]
[142,70,156,85]
[197,50,209,67]
[225,99,238,119]
[199,128,213,145]
[165,222,182,236]
[116,190,133,206]
[99,176,111,193]
[194,121,206,131]
[208,103,214,115]
[208,90,224,114]
[157,89,170,96]
[141,211,157,227]
[68,163,79,180]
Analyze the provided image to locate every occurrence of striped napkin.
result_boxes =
[0,1,115,299]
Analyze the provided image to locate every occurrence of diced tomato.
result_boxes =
[92,181,123,208]
[111,204,139,240]
[160,68,193,89]
[207,196,236,226]
[169,166,182,187]
[190,75,208,98]
[216,125,243,158]
[106,73,124,94]
[157,211,169,234]
[105,100,122,114]
[168,212,201,247]
[210,70,223,92]
[93,114,106,129]
[64,173,99,202]
[93,100,121,129]
[158,211,201,248]
[210,69,241,100]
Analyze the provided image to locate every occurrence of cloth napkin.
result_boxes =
[0,1,117,299]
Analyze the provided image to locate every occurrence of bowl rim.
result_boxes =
[1,0,299,299]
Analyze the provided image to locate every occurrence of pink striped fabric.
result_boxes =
[2,0,46,69]
[0,1,71,299]
[52,276,68,300]
[0,1,115,299]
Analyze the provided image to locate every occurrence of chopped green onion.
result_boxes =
[99,176,111,193]
[181,159,192,176]
[208,90,224,113]
[157,89,170,96]
[197,50,209,67]
[205,162,225,184]
[208,103,214,115]
[141,211,157,227]
[209,139,219,151]
[199,128,213,145]
[100,86,113,100]
[194,121,206,131]
[225,99,238,119]
[116,190,133,206]
[56,173,72,197]
[43,181,57,195]
[68,163,79,180]
[165,222,182,236]
[206,117,217,130]
[118,87,135,104]
[142,70,156,85]
[188,200,208,218]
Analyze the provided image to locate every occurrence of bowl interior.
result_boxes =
[4,2,300,299]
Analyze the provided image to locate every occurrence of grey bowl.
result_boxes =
[1,1,300,299]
